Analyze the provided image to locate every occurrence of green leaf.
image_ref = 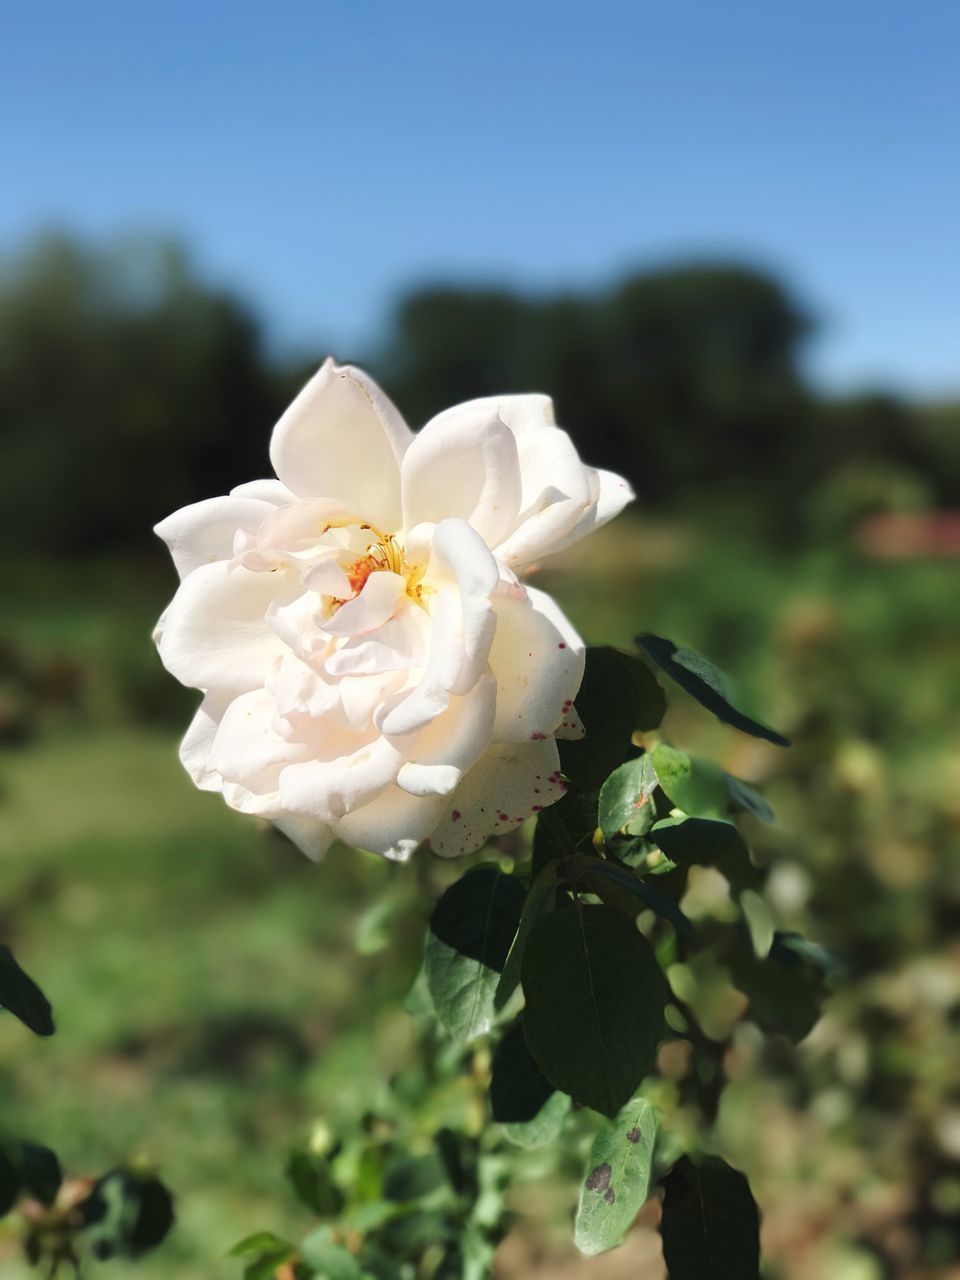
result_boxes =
[573,857,694,939]
[650,745,730,819]
[651,817,762,893]
[727,776,776,823]
[0,1149,19,1217]
[531,789,597,875]
[495,863,559,1011]
[740,890,774,959]
[659,1155,760,1279]
[286,1150,344,1217]
[598,756,659,841]
[728,934,827,1042]
[300,1234,364,1278]
[5,1141,62,1207]
[502,1089,571,1149]
[574,1097,659,1256]
[490,1020,555,1123]
[558,648,665,790]
[0,946,54,1036]
[636,634,789,747]
[228,1232,296,1258]
[79,1169,175,1260]
[424,867,526,1042]
[521,903,667,1117]
[382,1153,447,1203]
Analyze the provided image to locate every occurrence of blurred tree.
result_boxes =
[0,234,290,552]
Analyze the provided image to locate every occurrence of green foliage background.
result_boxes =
[0,235,958,1277]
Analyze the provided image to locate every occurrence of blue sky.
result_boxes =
[3,1,958,396]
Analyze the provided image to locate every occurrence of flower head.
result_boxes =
[154,360,633,861]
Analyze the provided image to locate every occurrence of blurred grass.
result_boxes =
[0,515,958,1277]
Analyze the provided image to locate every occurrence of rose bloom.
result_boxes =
[154,361,633,861]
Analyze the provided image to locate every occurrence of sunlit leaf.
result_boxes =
[425,868,525,1042]
[574,1097,658,1255]
[598,755,659,840]
[636,634,789,746]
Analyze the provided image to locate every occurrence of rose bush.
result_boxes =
[154,359,633,860]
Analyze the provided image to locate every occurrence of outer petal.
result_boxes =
[428,737,567,858]
[179,692,231,791]
[155,494,278,580]
[333,785,447,862]
[532,467,635,561]
[492,427,596,569]
[418,393,556,439]
[488,586,585,742]
[274,814,336,862]
[229,479,296,506]
[209,688,312,815]
[269,359,412,528]
[157,560,292,693]
[401,408,522,546]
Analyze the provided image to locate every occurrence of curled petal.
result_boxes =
[179,692,231,791]
[320,571,406,637]
[401,408,522,545]
[269,359,411,527]
[274,814,335,862]
[334,785,447,862]
[279,735,403,822]
[394,672,497,797]
[209,688,312,815]
[155,494,278,580]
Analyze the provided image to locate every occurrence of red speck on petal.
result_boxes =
[530,731,546,740]
[498,812,509,822]
[558,642,566,649]
[533,804,543,812]
[451,810,461,821]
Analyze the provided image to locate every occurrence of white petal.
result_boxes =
[401,406,522,545]
[209,688,311,814]
[157,561,291,693]
[155,494,278,579]
[489,585,585,742]
[333,785,446,862]
[179,692,231,791]
[394,672,497,797]
[418,393,555,439]
[269,360,411,528]
[320,571,406,637]
[535,467,636,560]
[278,735,402,822]
[492,427,595,570]
[273,814,335,861]
[323,610,430,677]
[428,738,567,858]
[426,518,499,694]
[229,479,296,506]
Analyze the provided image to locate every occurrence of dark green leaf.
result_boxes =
[574,1097,658,1256]
[728,934,827,1042]
[636,634,789,747]
[727,776,776,823]
[574,858,694,939]
[521,903,667,1117]
[651,818,762,893]
[598,756,659,841]
[659,1155,760,1279]
[559,648,664,790]
[425,868,525,1041]
[532,789,597,875]
[495,863,559,1011]
[0,946,54,1036]
[6,1141,62,1207]
[490,1020,555,1123]
[286,1150,344,1217]
[78,1169,174,1260]
[0,1149,19,1217]
[383,1153,446,1203]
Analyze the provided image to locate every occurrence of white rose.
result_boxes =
[153,360,633,861]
